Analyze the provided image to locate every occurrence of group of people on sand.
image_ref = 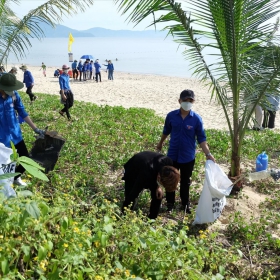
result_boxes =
[69,58,114,82]
[4,60,279,220]
[2,62,279,220]
[0,65,215,219]
[52,59,115,82]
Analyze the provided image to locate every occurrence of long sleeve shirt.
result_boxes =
[0,91,28,147]
[163,109,206,163]
[94,62,101,73]
[23,70,34,88]
[123,151,173,200]
[78,62,83,71]
[107,63,114,71]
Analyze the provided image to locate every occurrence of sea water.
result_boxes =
[6,37,214,78]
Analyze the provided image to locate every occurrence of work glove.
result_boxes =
[34,128,45,139]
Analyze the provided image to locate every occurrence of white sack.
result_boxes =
[193,160,233,225]
[0,143,16,198]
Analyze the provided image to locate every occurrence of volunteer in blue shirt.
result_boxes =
[19,65,37,102]
[0,73,45,186]
[59,64,74,120]
[94,59,102,82]
[71,60,78,80]
[82,61,89,81]
[156,89,215,214]
[54,69,60,78]
[89,61,93,80]
[78,60,83,81]
[103,60,114,80]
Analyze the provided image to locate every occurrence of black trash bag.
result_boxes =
[29,131,66,173]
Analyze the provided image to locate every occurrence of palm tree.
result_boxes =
[0,0,94,65]
[114,0,280,178]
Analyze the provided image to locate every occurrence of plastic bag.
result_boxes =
[193,160,233,225]
[0,143,17,198]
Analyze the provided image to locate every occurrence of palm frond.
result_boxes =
[0,0,94,64]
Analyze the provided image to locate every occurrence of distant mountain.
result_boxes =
[38,22,94,38]
[81,27,167,38]
[38,23,167,38]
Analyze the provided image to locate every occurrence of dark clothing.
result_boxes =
[166,159,195,207]
[61,90,74,120]
[95,72,101,82]
[14,140,29,179]
[122,151,173,219]
[26,86,35,101]
[54,70,60,77]
[262,110,276,128]
[73,69,78,79]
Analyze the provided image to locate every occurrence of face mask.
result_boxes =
[181,102,193,111]
[5,91,14,96]
[63,69,68,74]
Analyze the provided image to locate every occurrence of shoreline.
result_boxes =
[7,65,280,130]
[7,63,190,79]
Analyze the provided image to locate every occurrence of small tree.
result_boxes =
[115,0,280,177]
[0,0,94,65]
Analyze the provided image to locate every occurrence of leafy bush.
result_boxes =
[0,92,279,279]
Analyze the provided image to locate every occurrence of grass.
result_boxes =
[0,91,279,279]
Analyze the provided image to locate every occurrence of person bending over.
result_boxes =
[0,73,45,186]
[122,151,180,219]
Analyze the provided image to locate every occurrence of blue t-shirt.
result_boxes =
[59,73,70,90]
[163,109,206,163]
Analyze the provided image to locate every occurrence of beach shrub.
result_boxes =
[0,92,279,279]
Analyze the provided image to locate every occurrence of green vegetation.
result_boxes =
[0,92,279,279]
[114,0,280,178]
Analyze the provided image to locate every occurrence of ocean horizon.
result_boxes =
[7,37,197,78]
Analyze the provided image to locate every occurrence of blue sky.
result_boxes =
[10,1,279,33]
[10,0,158,31]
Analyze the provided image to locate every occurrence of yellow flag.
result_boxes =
[68,33,74,52]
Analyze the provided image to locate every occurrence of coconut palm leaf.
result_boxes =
[115,0,280,176]
[0,0,94,64]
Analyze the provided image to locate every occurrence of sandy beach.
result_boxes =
[9,65,280,130]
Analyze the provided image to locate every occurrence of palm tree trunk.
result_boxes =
[231,132,241,177]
